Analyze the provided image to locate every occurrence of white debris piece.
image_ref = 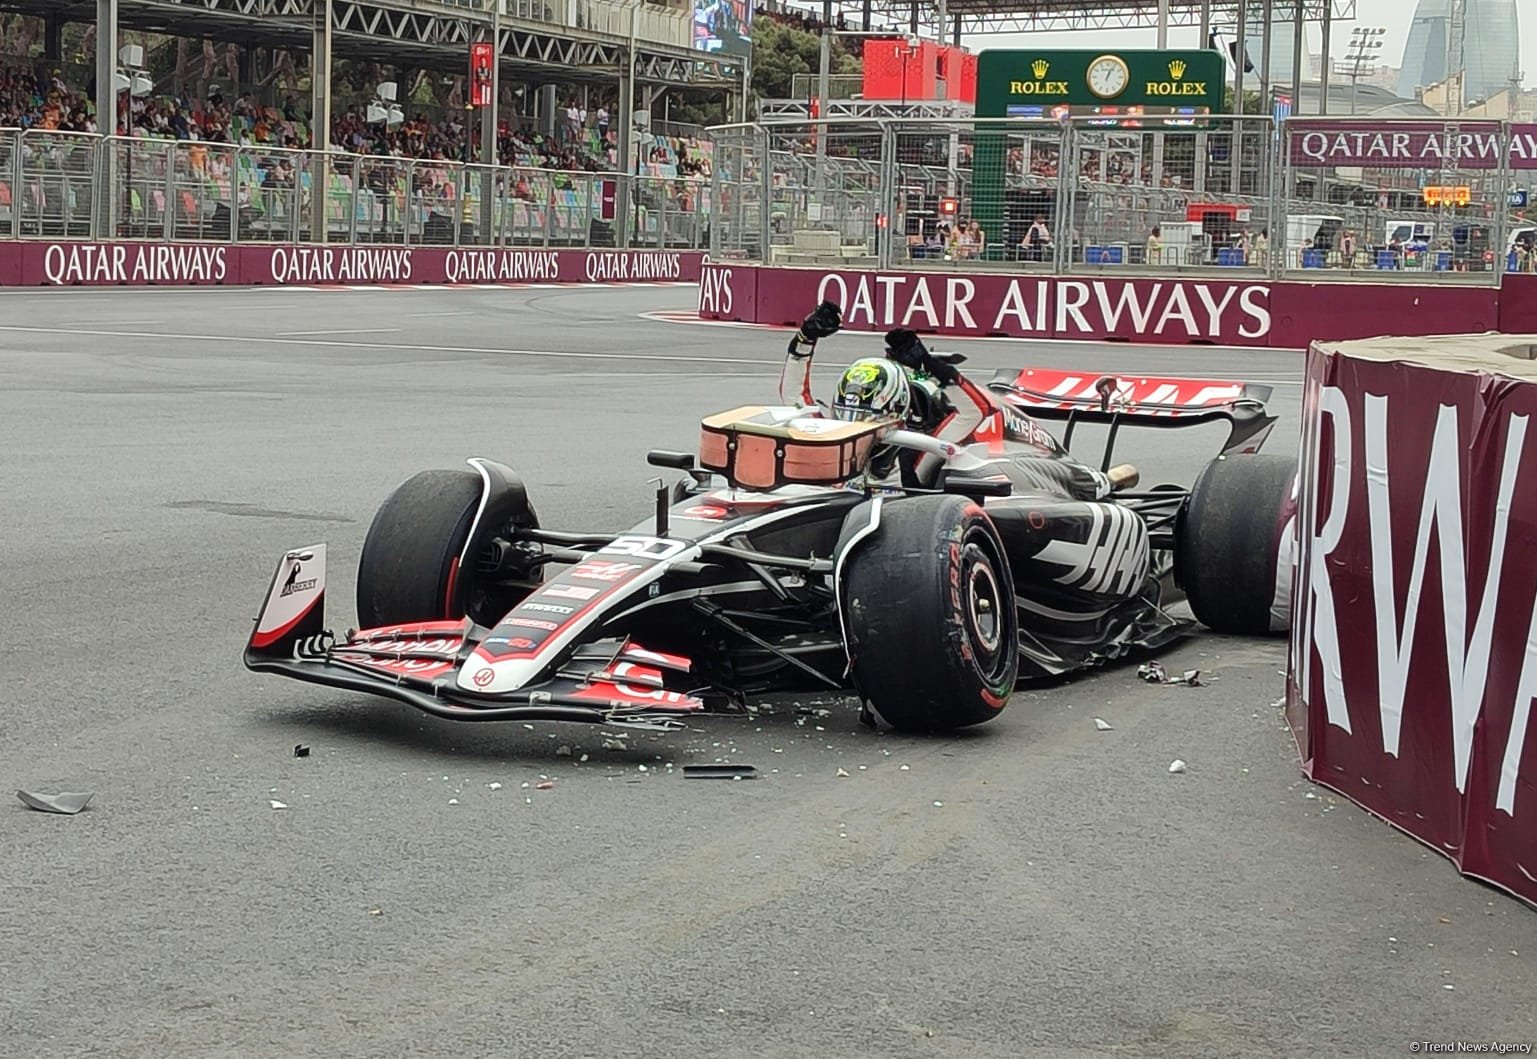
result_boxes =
[1094,718,1113,731]
[269,800,289,810]
[899,764,910,771]
[556,745,573,757]
[448,799,459,805]
[835,768,849,778]
[1168,759,1187,774]
[488,782,503,791]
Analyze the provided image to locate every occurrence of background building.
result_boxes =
[1398,0,1521,106]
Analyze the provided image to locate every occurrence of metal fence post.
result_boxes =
[878,121,897,270]
[1054,121,1073,273]
[757,124,771,263]
[1494,120,1512,282]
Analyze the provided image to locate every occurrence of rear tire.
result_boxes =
[1175,453,1297,635]
[356,469,537,629]
[842,496,1018,732]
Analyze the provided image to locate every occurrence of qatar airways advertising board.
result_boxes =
[0,243,707,287]
[1286,120,1537,170]
[698,264,1503,348]
[1287,342,1537,907]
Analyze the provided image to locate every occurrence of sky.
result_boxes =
[953,0,1535,90]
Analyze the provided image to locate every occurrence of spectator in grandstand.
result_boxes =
[1146,225,1163,265]
[1339,229,1356,269]
[1253,228,1269,267]
[1022,215,1052,262]
[954,220,980,260]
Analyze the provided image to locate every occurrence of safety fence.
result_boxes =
[0,130,716,251]
[706,115,1537,283]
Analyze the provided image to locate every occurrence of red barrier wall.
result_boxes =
[1501,273,1537,334]
[1287,339,1537,908]
[697,263,1530,349]
[0,242,706,287]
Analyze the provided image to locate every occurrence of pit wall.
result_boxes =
[1287,340,1537,909]
[697,263,1536,348]
[0,243,705,287]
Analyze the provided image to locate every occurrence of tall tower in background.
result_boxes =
[1398,0,1521,104]
[1461,0,1520,102]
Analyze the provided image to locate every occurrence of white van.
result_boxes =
[1385,220,1433,247]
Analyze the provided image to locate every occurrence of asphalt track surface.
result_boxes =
[1,284,1534,1059]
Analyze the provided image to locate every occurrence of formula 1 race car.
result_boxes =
[245,308,1297,733]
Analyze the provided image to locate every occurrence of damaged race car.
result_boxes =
[245,304,1297,733]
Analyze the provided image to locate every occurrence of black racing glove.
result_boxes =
[884,328,965,386]
[788,301,843,356]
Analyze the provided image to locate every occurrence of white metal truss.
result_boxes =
[759,98,974,120]
[1,0,741,85]
[852,0,1357,34]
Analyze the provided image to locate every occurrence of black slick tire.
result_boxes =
[842,495,1018,731]
[356,469,482,629]
[1175,453,1297,635]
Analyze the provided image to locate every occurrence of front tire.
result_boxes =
[356,469,537,629]
[842,496,1018,732]
[1175,453,1297,635]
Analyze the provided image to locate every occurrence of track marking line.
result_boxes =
[276,328,402,336]
[0,324,778,367]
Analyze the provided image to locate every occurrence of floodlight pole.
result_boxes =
[480,0,501,246]
[1320,0,1333,114]
[1232,0,1248,196]
[95,0,118,238]
[310,0,333,244]
[1290,0,1304,120]
[817,1,830,215]
[1156,0,1169,47]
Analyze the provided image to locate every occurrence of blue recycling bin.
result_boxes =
[1217,248,1233,266]
[1106,246,1123,264]
[1302,248,1325,268]
[1376,249,1397,269]
[1085,246,1103,264]
[1436,251,1453,271]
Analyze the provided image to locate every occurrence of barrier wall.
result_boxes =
[0,243,706,288]
[697,264,1525,349]
[1286,335,1537,908]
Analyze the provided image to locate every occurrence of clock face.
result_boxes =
[1087,55,1130,98]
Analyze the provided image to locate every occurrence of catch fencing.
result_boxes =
[0,130,713,251]
[706,115,1536,282]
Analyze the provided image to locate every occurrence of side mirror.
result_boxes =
[647,450,696,470]
[939,472,1012,499]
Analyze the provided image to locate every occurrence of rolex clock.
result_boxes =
[1086,54,1130,99]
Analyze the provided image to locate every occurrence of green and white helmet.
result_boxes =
[831,357,911,423]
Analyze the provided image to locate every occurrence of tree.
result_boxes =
[747,18,861,103]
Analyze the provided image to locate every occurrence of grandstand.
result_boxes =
[0,0,742,247]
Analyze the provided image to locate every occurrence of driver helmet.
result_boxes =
[831,357,911,423]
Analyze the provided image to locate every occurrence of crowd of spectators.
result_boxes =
[1,62,721,179]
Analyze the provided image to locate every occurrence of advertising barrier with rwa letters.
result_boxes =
[0,243,707,288]
[1287,335,1537,908]
[696,264,1512,349]
[1287,120,1537,170]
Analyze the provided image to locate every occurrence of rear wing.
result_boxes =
[987,368,1277,462]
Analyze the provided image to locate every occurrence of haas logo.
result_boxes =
[279,560,318,597]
